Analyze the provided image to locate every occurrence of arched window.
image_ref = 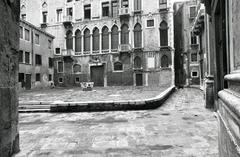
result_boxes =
[92,27,99,52]
[121,24,129,44]
[114,62,123,71]
[160,21,168,47]
[134,56,142,69]
[21,5,26,13]
[66,30,73,50]
[111,25,119,50]
[102,26,109,50]
[73,64,81,74]
[134,23,142,48]
[42,2,47,9]
[161,55,169,68]
[75,30,81,52]
[84,28,90,52]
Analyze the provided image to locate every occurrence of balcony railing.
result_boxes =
[159,3,168,11]
[119,8,130,16]
[61,49,74,56]
[118,44,132,52]
[63,15,73,28]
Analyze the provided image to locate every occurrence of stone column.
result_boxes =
[81,34,84,54]
[118,30,121,45]
[99,32,102,53]
[90,33,93,54]
[0,0,20,156]
[109,31,111,53]
[72,35,75,53]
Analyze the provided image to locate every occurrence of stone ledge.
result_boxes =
[224,73,240,82]
[49,86,175,112]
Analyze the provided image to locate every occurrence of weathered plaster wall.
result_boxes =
[0,0,20,156]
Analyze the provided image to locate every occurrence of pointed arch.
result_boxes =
[92,27,100,52]
[134,56,142,69]
[111,25,119,50]
[121,24,129,44]
[134,23,142,48]
[161,55,169,67]
[66,30,73,50]
[160,21,168,47]
[84,28,90,52]
[75,29,81,52]
[102,26,109,50]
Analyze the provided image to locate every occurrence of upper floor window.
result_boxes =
[191,53,198,62]
[56,9,63,22]
[102,2,110,17]
[122,0,129,8]
[134,0,141,11]
[66,30,73,50]
[35,54,42,65]
[147,19,154,28]
[92,28,100,52]
[134,56,142,69]
[19,50,23,63]
[134,23,142,48]
[67,7,73,17]
[20,26,23,39]
[121,24,129,44]
[49,58,54,68]
[42,11,48,23]
[75,30,81,52]
[73,64,81,74]
[35,34,39,45]
[111,25,119,50]
[21,14,26,20]
[161,55,169,67]
[84,5,91,19]
[160,21,168,47]
[190,32,197,45]
[111,1,118,18]
[36,73,41,82]
[25,51,30,64]
[84,28,90,52]
[67,0,73,2]
[55,48,61,55]
[24,29,30,41]
[58,61,64,73]
[114,62,123,71]
[189,6,196,18]
[159,0,167,4]
[102,26,109,50]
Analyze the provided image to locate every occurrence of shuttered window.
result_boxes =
[161,55,169,67]
[111,1,118,18]
[66,30,73,50]
[134,23,142,48]
[160,21,168,47]
[84,29,90,52]
[102,26,109,50]
[134,56,142,69]
[111,25,119,50]
[93,28,100,52]
[134,0,141,11]
[75,30,81,52]
[121,24,129,44]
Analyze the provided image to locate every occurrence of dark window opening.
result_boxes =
[48,40,52,49]
[25,52,30,64]
[121,24,129,44]
[147,20,154,27]
[35,54,42,65]
[191,53,198,62]
[66,30,73,50]
[75,77,80,83]
[75,30,81,52]
[84,28,90,52]
[160,0,167,4]
[42,11,47,23]
[122,0,129,8]
[19,50,23,63]
[58,61,64,73]
[55,48,60,55]
[67,7,73,16]
[24,29,30,41]
[102,2,109,17]
[134,23,142,48]
[73,64,81,73]
[134,0,141,11]
[111,25,119,49]
[189,6,196,18]
[35,34,39,44]
[93,28,100,51]
[20,26,23,39]
[21,14,26,20]
[114,62,123,71]
[192,71,198,77]
[191,32,197,45]
[161,55,169,67]
[36,73,41,82]
[102,26,109,50]
[134,56,142,69]
[160,21,168,47]
[49,74,52,81]
[84,5,91,19]
[49,58,53,68]
[58,77,63,83]
[111,1,118,18]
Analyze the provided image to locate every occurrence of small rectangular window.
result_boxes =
[191,32,197,45]
[55,48,61,55]
[102,2,109,17]
[35,54,42,65]
[25,51,30,64]
[35,34,39,44]
[67,0,72,2]
[20,26,23,39]
[24,29,30,41]
[36,73,41,81]
[189,6,196,18]
[67,7,73,16]
[19,50,23,63]
[84,5,91,19]
[191,71,198,77]
[75,77,80,83]
[42,11,48,23]
[159,0,167,4]
[48,40,52,49]
[56,9,63,22]
[58,77,63,83]
[147,19,154,27]
[191,53,198,62]
[21,14,26,20]
[122,0,129,8]
[49,74,52,81]
[111,1,118,18]
[49,58,53,68]
[58,61,64,73]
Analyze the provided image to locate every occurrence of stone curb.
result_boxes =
[19,86,175,113]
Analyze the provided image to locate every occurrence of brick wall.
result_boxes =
[0,0,20,156]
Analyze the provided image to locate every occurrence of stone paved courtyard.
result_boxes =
[19,86,169,103]
[15,88,218,157]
